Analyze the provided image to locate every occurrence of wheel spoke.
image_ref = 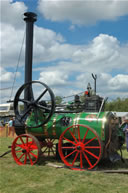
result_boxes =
[15,150,22,153]
[78,126,81,142]
[85,146,100,149]
[51,139,55,143]
[51,147,56,156]
[36,104,51,112]
[63,137,76,145]
[24,153,27,164]
[62,146,75,149]
[17,153,25,161]
[30,145,38,150]
[29,140,38,150]
[48,148,50,156]
[35,89,48,102]
[42,147,48,153]
[52,146,56,150]
[82,128,89,143]
[15,144,24,149]
[20,106,32,121]
[19,137,25,146]
[29,152,38,158]
[28,153,34,165]
[84,149,99,160]
[83,152,93,168]
[84,136,97,146]
[80,152,83,168]
[64,149,77,159]
[19,98,30,104]
[69,130,78,143]
[26,137,28,146]
[53,145,56,150]
[30,139,34,146]
[72,151,79,166]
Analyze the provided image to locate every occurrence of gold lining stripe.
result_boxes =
[73,113,79,127]
[101,118,105,138]
[43,123,48,137]
[52,117,57,136]
[73,113,81,136]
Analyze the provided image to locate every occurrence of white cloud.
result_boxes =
[33,25,77,63]
[0,66,21,82]
[38,0,128,26]
[39,70,69,86]
[48,34,128,74]
[108,74,128,91]
[74,34,128,73]
[1,23,25,68]
[0,0,27,68]
[1,0,27,29]
[0,67,13,82]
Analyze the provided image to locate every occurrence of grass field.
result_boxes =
[0,137,128,193]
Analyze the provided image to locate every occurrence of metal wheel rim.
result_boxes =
[11,134,41,165]
[58,124,103,170]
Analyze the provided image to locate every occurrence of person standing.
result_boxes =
[122,116,128,151]
[8,117,15,137]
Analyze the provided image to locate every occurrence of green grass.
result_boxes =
[0,137,128,193]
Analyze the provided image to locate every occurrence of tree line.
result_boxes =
[104,98,128,112]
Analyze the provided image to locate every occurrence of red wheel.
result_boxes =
[41,139,56,157]
[58,124,103,170]
[11,134,41,165]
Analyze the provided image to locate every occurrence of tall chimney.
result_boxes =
[24,12,37,101]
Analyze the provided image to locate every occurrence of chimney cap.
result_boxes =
[24,12,37,22]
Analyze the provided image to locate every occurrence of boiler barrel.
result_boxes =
[26,112,108,141]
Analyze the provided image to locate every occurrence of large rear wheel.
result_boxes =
[58,124,103,170]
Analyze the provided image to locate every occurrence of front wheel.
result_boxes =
[58,124,103,170]
[11,134,42,165]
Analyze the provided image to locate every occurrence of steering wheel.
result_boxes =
[14,81,55,128]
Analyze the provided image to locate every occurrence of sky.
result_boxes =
[0,0,128,104]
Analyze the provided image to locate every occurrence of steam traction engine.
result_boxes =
[12,12,125,170]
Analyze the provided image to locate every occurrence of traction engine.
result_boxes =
[11,12,125,171]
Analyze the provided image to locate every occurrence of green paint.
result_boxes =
[26,111,107,140]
